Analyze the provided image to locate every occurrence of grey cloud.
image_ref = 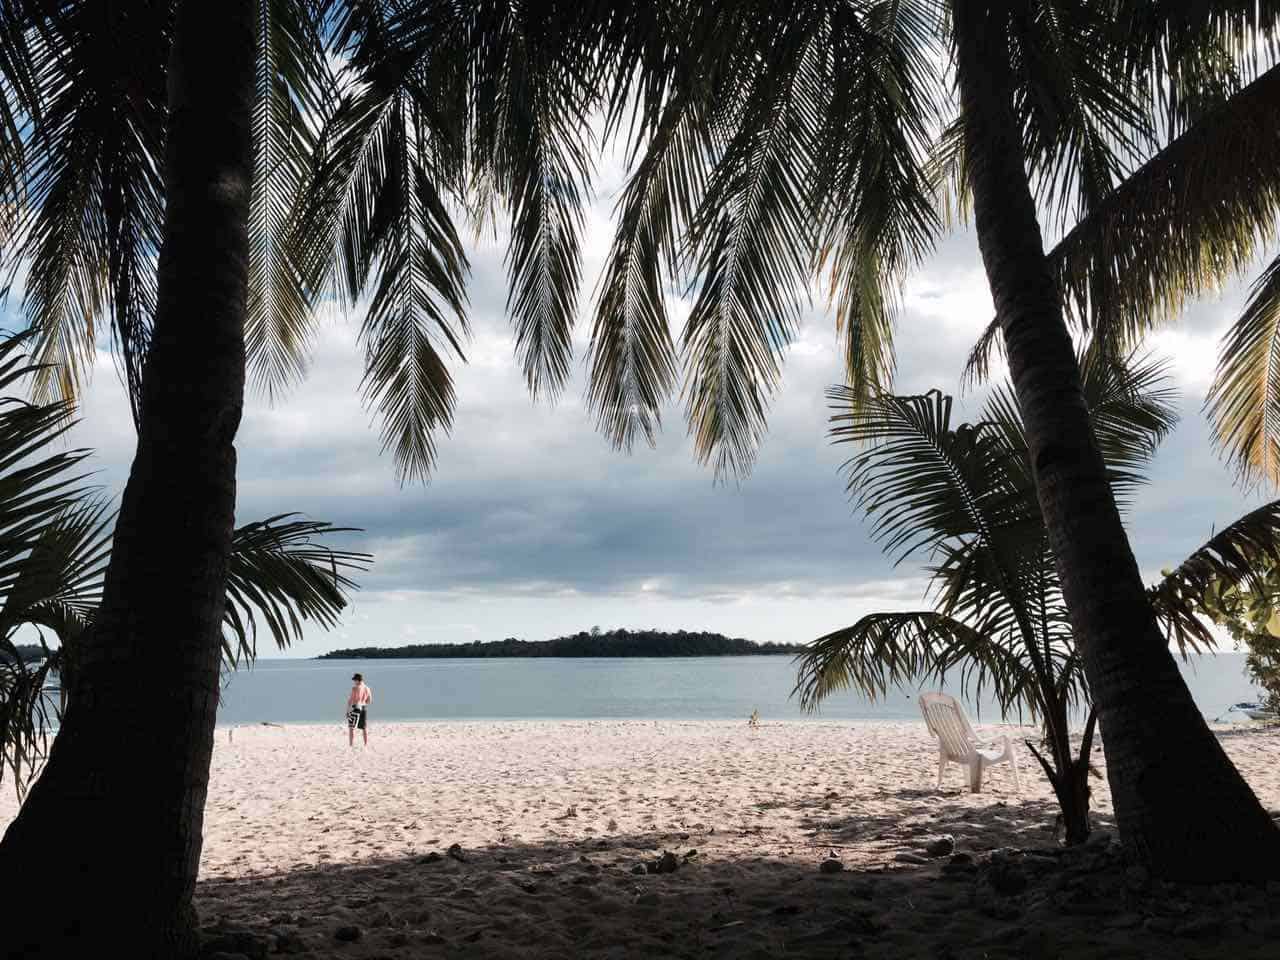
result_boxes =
[20,215,1276,651]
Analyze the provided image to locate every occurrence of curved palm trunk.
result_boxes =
[0,1,254,953]
[953,0,1280,878]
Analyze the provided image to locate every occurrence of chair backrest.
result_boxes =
[918,692,978,761]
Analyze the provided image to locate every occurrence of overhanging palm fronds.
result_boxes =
[810,0,941,412]
[1205,256,1280,487]
[1151,499,1280,653]
[7,1,168,422]
[1049,62,1280,347]
[793,610,1048,717]
[247,0,332,399]
[469,1,597,401]
[300,3,471,484]
[223,514,370,667]
[584,66,704,452]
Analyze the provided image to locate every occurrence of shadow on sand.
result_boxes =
[196,807,1277,960]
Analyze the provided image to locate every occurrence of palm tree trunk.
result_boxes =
[1034,699,1091,844]
[953,0,1280,879]
[0,1,254,954]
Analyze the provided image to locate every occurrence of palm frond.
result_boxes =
[1205,255,1280,487]
[792,610,1055,717]
[1049,61,1280,346]
[222,513,370,667]
[247,0,332,399]
[1152,499,1280,653]
[0,497,113,637]
[811,0,942,409]
[680,7,823,480]
[7,1,167,419]
[584,80,703,451]
[1116,0,1280,130]
[1010,0,1149,231]
[0,332,95,796]
[471,2,596,400]
[827,388,1036,564]
[0,0,51,239]
[960,315,1002,390]
[980,346,1177,507]
[301,41,470,482]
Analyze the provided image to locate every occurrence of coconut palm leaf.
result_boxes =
[980,346,1178,507]
[0,497,113,638]
[1151,499,1280,653]
[301,7,471,483]
[468,0,597,400]
[810,0,942,410]
[1048,61,1280,347]
[828,388,1037,565]
[222,513,370,667]
[792,611,1050,717]
[0,333,95,797]
[247,0,332,399]
[7,1,168,421]
[1010,0,1149,230]
[584,75,703,451]
[1205,256,1280,487]
[677,6,822,480]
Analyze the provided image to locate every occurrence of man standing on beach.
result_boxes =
[347,673,372,747]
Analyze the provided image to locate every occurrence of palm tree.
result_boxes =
[0,329,368,802]
[0,1,1274,945]
[586,0,1280,876]
[795,350,1280,843]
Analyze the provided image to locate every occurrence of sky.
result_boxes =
[24,192,1273,658]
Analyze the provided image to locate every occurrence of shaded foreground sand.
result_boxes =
[5,719,1280,957]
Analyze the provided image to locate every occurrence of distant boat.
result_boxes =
[1227,701,1278,721]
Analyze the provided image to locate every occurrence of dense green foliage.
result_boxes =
[1171,560,1280,713]
[321,628,803,659]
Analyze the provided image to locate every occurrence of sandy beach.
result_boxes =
[5,719,1280,957]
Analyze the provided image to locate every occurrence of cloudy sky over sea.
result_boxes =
[40,169,1272,657]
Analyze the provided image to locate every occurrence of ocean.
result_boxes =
[213,652,1266,727]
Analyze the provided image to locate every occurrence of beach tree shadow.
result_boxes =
[194,810,1266,960]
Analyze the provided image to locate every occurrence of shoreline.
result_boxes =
[207,714,1118,733]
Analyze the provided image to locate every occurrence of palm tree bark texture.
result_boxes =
[953,0,1280,879]
[0,0,254,954]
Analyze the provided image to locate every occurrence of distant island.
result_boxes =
[319,628,806,659]
[0,643,51,664]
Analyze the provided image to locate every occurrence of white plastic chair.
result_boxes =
[918,692,1020,793]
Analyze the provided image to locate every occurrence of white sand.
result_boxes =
[4,719,1280,958]
[196,720,1088,879]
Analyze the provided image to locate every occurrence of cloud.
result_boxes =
[28,207,1276,655]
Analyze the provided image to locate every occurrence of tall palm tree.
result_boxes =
[584,0,1280,876]
[796,350,1280,843]
[0,2,281,952]
[0,2,628,950]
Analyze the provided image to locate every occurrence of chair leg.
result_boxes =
[969,758,984,793]
[937,752,946,789]
[1009,750,1020,792]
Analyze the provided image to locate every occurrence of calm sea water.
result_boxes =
[213,652,1265,727]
